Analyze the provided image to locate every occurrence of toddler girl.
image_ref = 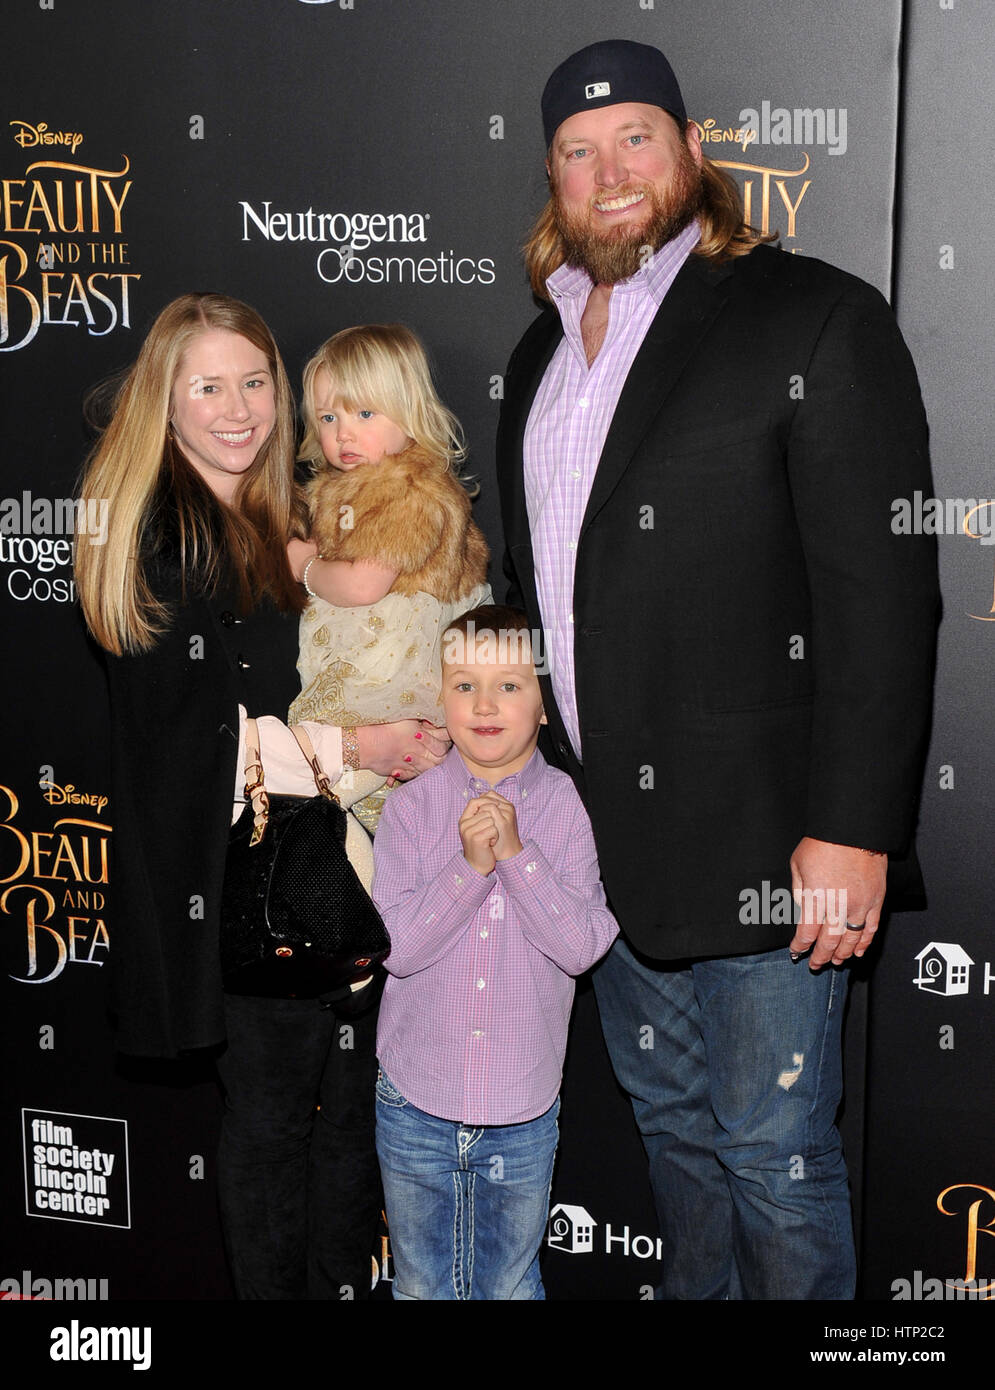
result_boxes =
[288,323,491,832]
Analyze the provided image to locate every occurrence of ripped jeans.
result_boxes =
[592,939,855,1299]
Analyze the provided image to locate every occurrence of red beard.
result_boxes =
[553,143,704,284]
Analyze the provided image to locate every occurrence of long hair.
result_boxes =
[523,130,775,300]
[75,293,306,655]
[299,323,466,478]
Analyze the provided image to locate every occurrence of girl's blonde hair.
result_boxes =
[299,323,466,477]
[75,292,305,656]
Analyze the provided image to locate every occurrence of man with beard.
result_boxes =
[496,40,937,1299]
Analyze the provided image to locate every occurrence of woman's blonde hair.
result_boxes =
[75,292,305,656]
[524,133,776,300]
[299,323,466,477]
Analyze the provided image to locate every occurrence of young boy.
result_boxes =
[372,604,618,1300]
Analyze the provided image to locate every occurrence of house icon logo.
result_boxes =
[547,1203,596,1254]
[913,942,974,996]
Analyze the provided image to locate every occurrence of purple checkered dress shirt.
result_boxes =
[524,221,701,759]
[373,746,618,1125]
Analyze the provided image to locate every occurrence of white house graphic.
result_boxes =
[914,942,974,996]
[547,1203,596,1254]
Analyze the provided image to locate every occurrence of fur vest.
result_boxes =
[307,444,489,603]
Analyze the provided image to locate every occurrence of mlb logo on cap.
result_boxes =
[541,41,688,150]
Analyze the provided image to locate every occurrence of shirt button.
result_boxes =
[480,929,488,939]
[568,540,577,550]
[526,862,537,873]
[577,397,589,409]
[570,469,581,479]
[472,1030,484,1038]
[568,613,574,624]
[477,978,486,989]
[454,875,463,885]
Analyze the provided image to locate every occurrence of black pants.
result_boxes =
[217,990,381,1300]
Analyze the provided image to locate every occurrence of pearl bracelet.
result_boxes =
[302,556,320,598]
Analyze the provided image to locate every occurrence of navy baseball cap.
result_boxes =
[542,40,687,150]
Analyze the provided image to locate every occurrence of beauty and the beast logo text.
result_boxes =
[1,781,111,984]
[691,115,812,247]
[1,120,139,351]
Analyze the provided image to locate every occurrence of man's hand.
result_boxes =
[789,836,887,970]
[477,790,523,861]
[459,797,498,876]
[356,720,450,781]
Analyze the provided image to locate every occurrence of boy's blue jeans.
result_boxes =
[375,1070,559,1300]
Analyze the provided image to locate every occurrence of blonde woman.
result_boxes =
[76,293,447,1299]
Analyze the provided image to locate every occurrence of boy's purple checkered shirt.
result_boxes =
[373,746,618,1125]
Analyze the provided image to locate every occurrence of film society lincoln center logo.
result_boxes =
[23,1109,130,1229]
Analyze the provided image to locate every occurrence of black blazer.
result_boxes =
[105,555,300,1057]
[498,244,939,960]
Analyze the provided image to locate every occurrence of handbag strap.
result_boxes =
[242,717,270,847]
[241,719,341,847]
[288,724,340,804]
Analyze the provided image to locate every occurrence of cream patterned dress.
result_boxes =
[289,582,491,831]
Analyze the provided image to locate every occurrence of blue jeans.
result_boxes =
[592,939,856,1300]
[375,1072,559,1300]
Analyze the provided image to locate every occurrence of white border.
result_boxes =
[22,1107,132,1230]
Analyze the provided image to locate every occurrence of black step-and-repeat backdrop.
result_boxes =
[2,0,992,1325]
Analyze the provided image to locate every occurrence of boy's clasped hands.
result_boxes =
[459,791,523,875]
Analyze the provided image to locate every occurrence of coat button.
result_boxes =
[557,742,569,758]
[236,654,250,670]
[220,611,241,627]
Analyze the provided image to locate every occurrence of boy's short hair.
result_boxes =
[445,603,530,642]
[442,604,542,671]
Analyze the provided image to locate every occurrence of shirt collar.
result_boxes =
[443,745,546,803]
[546,217,701,309]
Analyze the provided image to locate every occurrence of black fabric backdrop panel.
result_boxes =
[861,0,995,1304]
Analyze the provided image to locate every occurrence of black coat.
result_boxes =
[498,244,939,960]
[106,556,299,1056]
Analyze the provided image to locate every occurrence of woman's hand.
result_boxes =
[287,536,318,583]
[356,720,451,781]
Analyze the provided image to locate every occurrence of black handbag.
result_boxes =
[220,720,389,998]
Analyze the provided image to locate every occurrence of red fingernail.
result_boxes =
[414,732,423,740]
[404,755,412,763]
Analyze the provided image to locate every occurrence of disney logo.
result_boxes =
[691,119,757,152]
[41,781,108,815]
[10,121,83,155]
